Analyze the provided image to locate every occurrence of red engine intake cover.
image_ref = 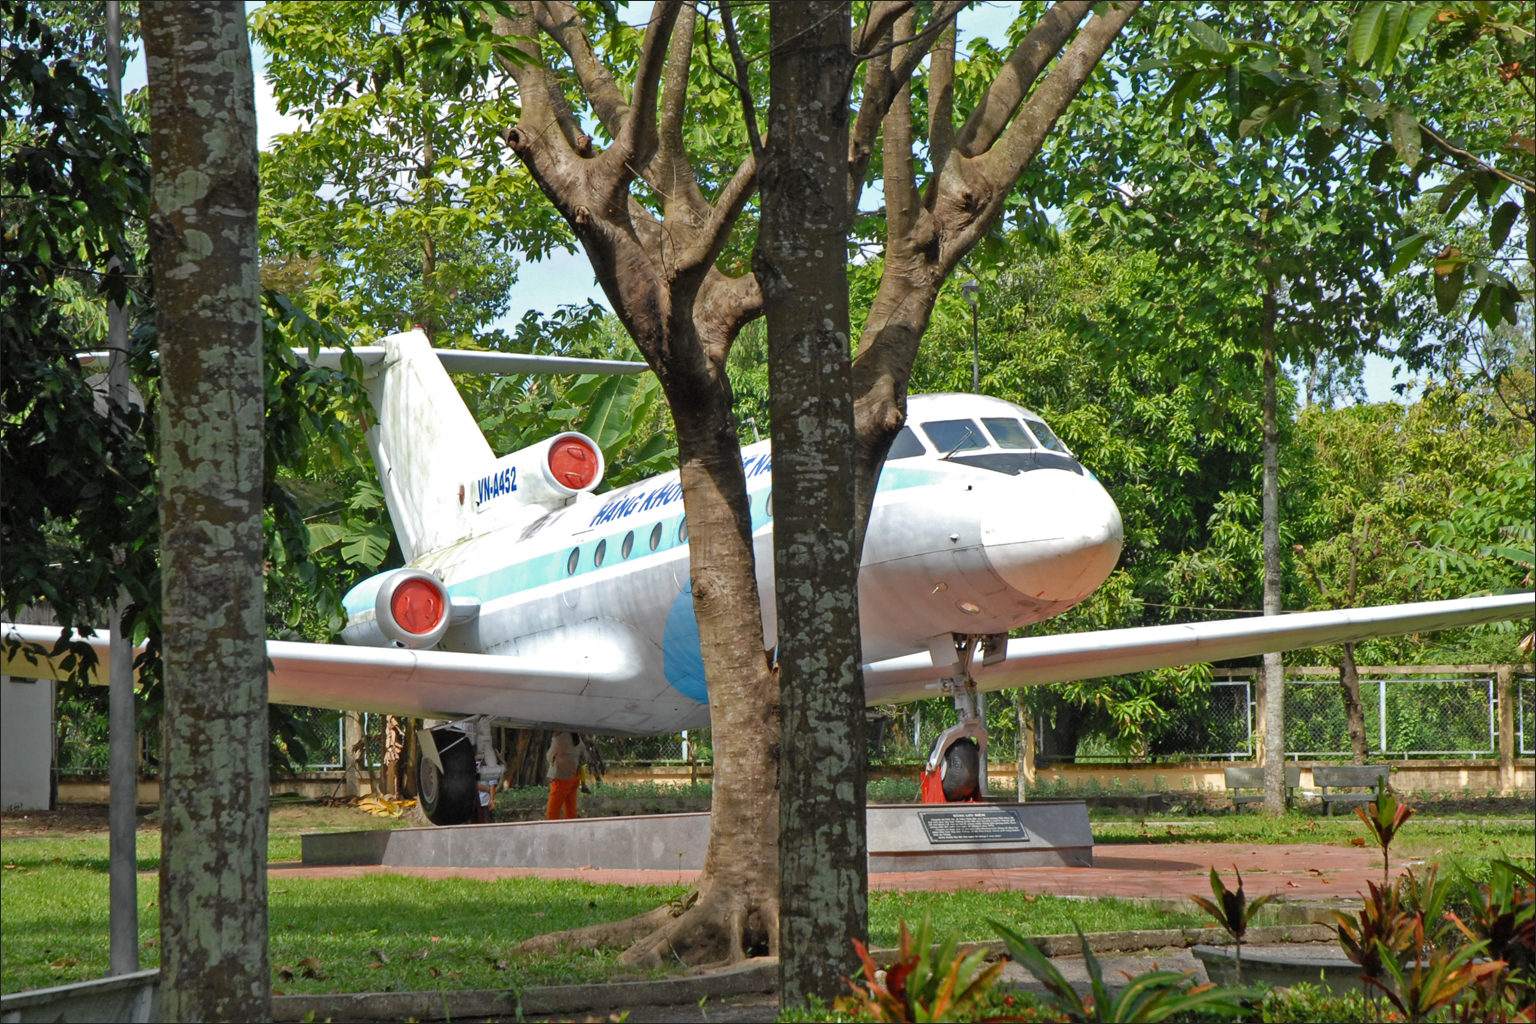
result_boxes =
[548,437,600,490]
[391,578,446,635]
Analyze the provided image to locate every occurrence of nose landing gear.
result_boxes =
[919,633,1006,804]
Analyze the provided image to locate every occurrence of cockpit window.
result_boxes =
[982,418,1038,450]
[886,426,926,460]
[921,419,986,455]
[1024,416,1069,454]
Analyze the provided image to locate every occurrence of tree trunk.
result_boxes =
[1259,283,1286,816]
[1339,643,1368,765]
[1016,695,1035,800]
[143,3,269,1020]
[757,2,864,1006]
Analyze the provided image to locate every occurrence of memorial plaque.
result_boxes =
[918,809,1029,845]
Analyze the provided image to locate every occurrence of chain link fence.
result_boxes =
[1055,668,1532,763]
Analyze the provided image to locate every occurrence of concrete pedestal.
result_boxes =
[302,800,1092,872]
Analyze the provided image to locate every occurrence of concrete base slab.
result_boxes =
[301,801,1093,872]
[868,801,1092,872]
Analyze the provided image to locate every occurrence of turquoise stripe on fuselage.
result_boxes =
[344,460,951,616]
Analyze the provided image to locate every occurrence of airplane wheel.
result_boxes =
[418,728,478,825]
[941,738,980,802]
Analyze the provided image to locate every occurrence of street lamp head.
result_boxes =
[960,280,979,309]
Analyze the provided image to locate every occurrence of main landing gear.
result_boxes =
[417,716,504,825]
[920,633,1006,804]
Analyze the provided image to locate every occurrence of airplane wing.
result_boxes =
[77,348,652,377]
[0,624,642,726]
[862,592,1534,704]
[9,593,1529,720]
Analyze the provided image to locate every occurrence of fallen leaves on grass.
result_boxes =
[49,957,79,969]
[368,946,390,963]
[485,958,509,971]
[359,795,417,819]
[408,947,430,961]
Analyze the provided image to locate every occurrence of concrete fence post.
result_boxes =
[1498,666,1515,796]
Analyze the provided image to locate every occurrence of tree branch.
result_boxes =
[978,1,1140,191]
[719,0,763,161]
[603,2,682,178]
[494,4,585,155]
[847,29,891,210]
[537,0,628,138]
[847,1,964,205]
[882,11,920,243]
[928,20,956,179]
[954,0,1093,158]
[656,4,710,222]
[851,1,912,57]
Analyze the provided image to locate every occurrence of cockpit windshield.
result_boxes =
[1023,416,1069,453]
[886,426,926,460]
[981,418,1038,450]
[922,419,987,455]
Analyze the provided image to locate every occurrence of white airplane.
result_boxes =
[6,330,1530,823]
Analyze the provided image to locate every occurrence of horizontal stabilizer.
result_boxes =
[77,348,650,376]
[297,347,649,376]
[862,592,1535,704]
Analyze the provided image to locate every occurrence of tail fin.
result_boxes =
[364,330,494,562]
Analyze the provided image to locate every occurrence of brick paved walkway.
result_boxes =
[270,841,1385,899]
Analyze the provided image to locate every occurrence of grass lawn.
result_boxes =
[4,799,1528,998]
[3,812,1207,998]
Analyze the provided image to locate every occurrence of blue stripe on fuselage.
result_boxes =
[343,461,951,616]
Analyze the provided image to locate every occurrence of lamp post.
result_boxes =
[105,0,139,978]
[961,280,980,393]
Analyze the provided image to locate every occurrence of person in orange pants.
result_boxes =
[544,732,584,820]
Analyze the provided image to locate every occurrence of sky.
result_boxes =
[121,2,1414,404]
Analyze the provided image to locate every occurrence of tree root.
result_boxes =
[514,882,778,969]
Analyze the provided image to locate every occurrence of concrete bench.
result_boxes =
[1312,765,1391,815]
[1223,766,1299,809]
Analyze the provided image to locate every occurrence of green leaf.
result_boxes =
[1388,107,1421,169]
[1433,264,1465,315]
[1189,20,1229,54]
[1367,143,1395,184]
[1488,200,1520,252]
[340,522,392,569]
[306,522,347,553]
[578,373,642,453]
[1372,3,1412,71]
[1350,2,1387,66]
[1388,232,1431,275]
[1404,4,1436,43]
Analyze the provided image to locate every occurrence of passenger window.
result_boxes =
[981,418,1037,450]
[920,419,986,455]
[1024,417,1069,453]
[885,427,926,460]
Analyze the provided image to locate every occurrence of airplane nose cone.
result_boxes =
[980,470,1123,604]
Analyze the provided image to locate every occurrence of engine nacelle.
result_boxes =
[342,568,451,649]
[470,432,604,514]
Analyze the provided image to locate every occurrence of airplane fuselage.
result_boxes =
[337,393,1123,733]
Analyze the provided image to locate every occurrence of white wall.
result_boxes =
[2,675,53,810]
